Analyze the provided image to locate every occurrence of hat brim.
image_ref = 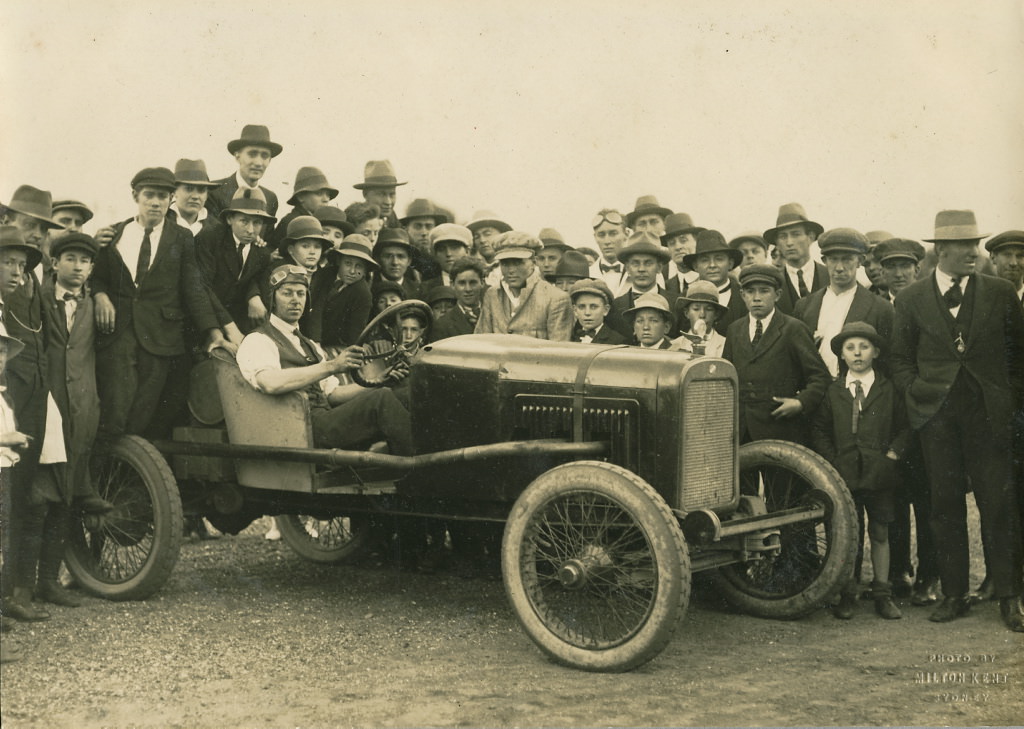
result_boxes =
[676,297,729,318]
[985,231,1024,253]
[763,219,824,245]
[334,249,380,270]
[220,208,277,223]
[353,181,408,190]
[618,246,671,265]
[279,236,332,256]
[174,179,222,189]
[740,275,783,289]
[682,248,743,271]
[319,220,355,237]
[625,207,673,229]
[660,226,706,244]
[51,203,95,223]
[372,240,415,258]
[467,219,512,234]
[227,140,283,157]
[820,245,867,257]
[287,187,340,207]
[0,204,65,231]
[493,247,535,261]
[877,252,922,265]
[728,235,768,251]
[0,242,43,271]
[830,330,886,356]
[624,305,675,329]
[923,235,986,243]
[569,286,611,303]
[400,213,448,227]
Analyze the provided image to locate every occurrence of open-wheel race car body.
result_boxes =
[66,302,857,672]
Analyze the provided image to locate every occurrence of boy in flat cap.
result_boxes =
[625,292,674,349]
[875,238,925,304]
[206,124,283,239]
[987,230,1024,307]
[50,200,93,235]
[729,232,770,270]
[422,224,472,292]
[723,264,830,445]
[569,279,625,344]
[475,232,573,341]
[763,203,828,314]
[431,257,486,342]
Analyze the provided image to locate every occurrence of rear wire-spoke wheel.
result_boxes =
[503,461,690,672]
[65,436,183,601]
[714,440,856,619]
[277,514,371,564]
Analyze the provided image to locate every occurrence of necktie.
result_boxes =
[136,226,153,284]
[600,262,622,274]
[464,307,479,325]
[751,318,763,348]
[237,241,246,271]
[61,291,77,333]
[851,380,865,434]
[943,276,963,309]
[797,269,810,298]
[293,328,320,363]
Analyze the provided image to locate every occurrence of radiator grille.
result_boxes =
[681,379,735,510]
[514,396,636,467]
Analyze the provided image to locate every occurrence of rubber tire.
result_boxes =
[502,461,690,673]
[714,440,857,619]
[65,435,183,601]
[277,514,371,564]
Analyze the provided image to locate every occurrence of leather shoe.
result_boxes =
[890,572,914,599]
[832,593,857,620]
[968,575,996,604]
[929,596,970,623]
[999,597,1024,633]
[911,578,940,606]
[75,493,115,514]
[36,581,82,608]
[875,596,902,620]
[2,597,50,622]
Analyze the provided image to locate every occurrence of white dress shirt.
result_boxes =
[236,314,339,394]
[170,202,209,237]
[716,281,733,309]
[816,285,857,376]
[784,259,817,296]
[933,268,964,318]
[749,308,776,341]
[55,282,84,331]
[590,258,629,296]
[117,219,165,284]
[846,368,876,400]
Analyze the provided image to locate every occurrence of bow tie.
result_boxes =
[581,328,598,338]
[61,292,83,302]
[600,262,622,274]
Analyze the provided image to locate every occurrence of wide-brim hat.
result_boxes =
[763,202,824,245]
[335,235,380,271]
[0,321,25,359]
[624,292,676,328]
[539,228,571,251]
[985,230,1024,254]
[219,187,277,223]
[553,250,591,279]
[492,231,542,261]
[400,198,447,226]
[661,212,705,243]
[923,209,986,243]
[0,224,42,270]
[728,231,768,252]
[739,263,784,289]
[675,280,729,318]
[353,159,407,190]
[818,228,868,257]
[617,231,671,265]
[173,159,222,188]
[426,285,457,305]
[373,228,415,258]
[830,321,886,356]
[430,223,472,250]
[682,229,743,270]
[314,205,354,236]
[50,232,99,260]
[625,195,673,229]
[131,167,177,193]
[466,210,512,234]
[227,124,283,157]
[280,215,332,255]
[51,199,94,224]
[287,166,339,206]
[874,238,925,264]
[1,185,63,230]
[568,278,614,304]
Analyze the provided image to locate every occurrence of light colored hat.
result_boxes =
[0,320,25,359]
[492,231,542,261]
[287,167,339,206]
[568,278,614,304]
[429,223,472,250]
[923,210,986,242]
[625,195,673,229]
[676,280,728,318]
[220,187,276,223]
[268,264,310,291]
[539,228,571,251]
[618,231,671,265]
[51,199,94,224]
[335,235,380,271]
[466,210,511,234]
[818,228,868,256]
[624,292,675,328]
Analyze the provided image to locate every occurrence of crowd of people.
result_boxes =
[1,123,1023,665]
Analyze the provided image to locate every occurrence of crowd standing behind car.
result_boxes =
[1,123,1023,667]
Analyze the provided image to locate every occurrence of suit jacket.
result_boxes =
[205,174,279,240]
[890,272,1024,442]
[793,283,895,345]
[91,219,219,356]
[41,278,99,499]
[778,261,829,315]
[809,373,909,492]
[432,306,477,342]
[475,272,573,341]
[571,322,627,344]
[196,224,273,334]
[320,279,372,348]
[723,312,831,444]
[609,286,680,340]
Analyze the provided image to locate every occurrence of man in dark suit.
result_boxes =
[723,264,831,446]
[92,167,222,440]
[197,188,276,336]
[763,203,829,314]
[890,210,1024,632]
[205,125,283,240]
[431,257,486,342]
[608,232,678,340]
[354,160,405,230]
[681,229,747,336]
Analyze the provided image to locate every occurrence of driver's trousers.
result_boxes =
[311,388,413,456]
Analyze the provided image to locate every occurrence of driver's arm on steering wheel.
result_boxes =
[254,346,365,396]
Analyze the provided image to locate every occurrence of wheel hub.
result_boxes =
[557,544,614,589]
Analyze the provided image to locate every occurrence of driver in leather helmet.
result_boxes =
[235,264,413,454]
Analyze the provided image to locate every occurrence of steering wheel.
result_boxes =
[351,299,433,387]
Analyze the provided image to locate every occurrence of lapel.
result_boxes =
[732,315,754,362]
[845,285,874,325]
[508,275,540,323]
[802,289,825,328]
[751,312,784,361]
[105,219,134,285]
[813,262,828,290]
[925,275,961,354]
[40,278,67,341]
[145,222,177,278]
[861,373,887,411]
[221,230,244,280]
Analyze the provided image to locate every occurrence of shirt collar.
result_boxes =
[170,202,207,225]
[640,338,667,349]
[133,217,164,237]
[934,267,962,291]
[269,313,300,337]
[54,282,83,301]
[846,368,876,391]
[785,259,816,280]
[751,308,776,332]
[232,232,249,248]
[236,170,260,191]
[824,284,857,301]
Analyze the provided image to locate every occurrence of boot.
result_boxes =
[35,505,81,607]
[832,591,857,620]
[871,581,902,620]
[3,588,50,622]
[35,581,82,608]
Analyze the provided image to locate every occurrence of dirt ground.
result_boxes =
[1,514,1021,729]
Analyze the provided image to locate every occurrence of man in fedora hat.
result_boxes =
[197,188,277,335]
[168,159,222,238]
[269,167,339,250]
[890,210,1024,632]
[568,279,625,345]
[206,124,283,238]
[536,229,571,281]
[91,167,222,440]
[422,223,472,292]
[431,257,487,342]
[608,231,678,340]
[625,195,673,237]
[764,203,828,314]
[50,200,93,235]
[551,250,592,292]
[661,212,705,296]
[320,234,378,350]
[400,199,447,256]
[372,228,421,300]
[589,208,631,297]
[793,228,893,377]
[475,231,572,341]
[354,160,406,229]
[729,232,770,270]
[682,229,747,336]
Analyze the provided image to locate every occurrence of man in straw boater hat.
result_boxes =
[608,231,678,340]
[625,194,673,238]
[475,231,573,341]
[354,159,407,230]
[269,166,340,250]
[681,229,747,336]
[196,187,277,335]
[660,212,705,296]
[168,159,222,238]
[792,228,894,378]
[890,210,1024,632]
[91,167,223,441]
[235,264,412,455]
[206,124,284,239]
[763,202,828,315]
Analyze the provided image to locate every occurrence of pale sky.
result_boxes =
[2,0,1022,249]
